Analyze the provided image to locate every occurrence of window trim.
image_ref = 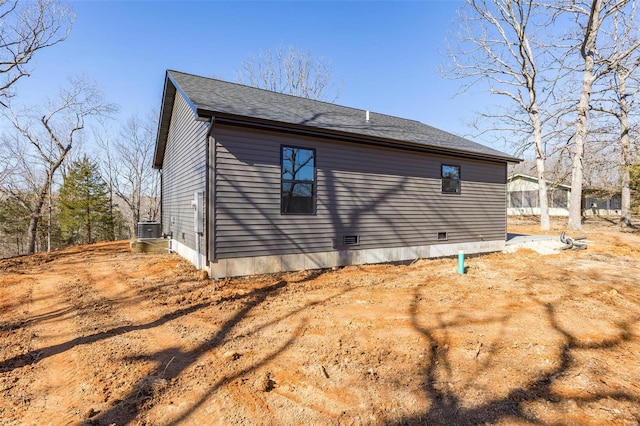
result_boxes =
[441,164,461,194]
[280,145,317,215]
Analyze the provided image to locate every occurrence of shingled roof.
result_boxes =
[154,70,520,167]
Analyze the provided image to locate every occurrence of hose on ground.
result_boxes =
[560,231,587,251]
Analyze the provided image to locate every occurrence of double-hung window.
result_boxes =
[441,164,461,194]
[281,146,316,214]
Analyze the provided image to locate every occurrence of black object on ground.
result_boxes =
[560,231,587,251]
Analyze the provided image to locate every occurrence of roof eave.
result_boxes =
[154,71,202,169]
[194,109,521,164]
[508,173,571,189]
[153,73,174,169]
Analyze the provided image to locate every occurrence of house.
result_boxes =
[153,70,521,278]
[507,174,571,216]
[583,187,622,216]
[507,174,622,217]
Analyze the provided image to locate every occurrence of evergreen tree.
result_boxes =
[0,194,32,256]
[58,156,113,244]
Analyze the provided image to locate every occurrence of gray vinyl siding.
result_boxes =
[213,124,507,259]
[161,92,209,251]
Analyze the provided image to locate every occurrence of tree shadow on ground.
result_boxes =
[0,247,202,346]
[599,215,637,229]
[0,302,211,373]
[87,269,353,425]
[386,288,639,425]
[0,273,218,372]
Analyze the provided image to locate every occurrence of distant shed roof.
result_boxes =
[508,174,572,190]
[154,70,521,168]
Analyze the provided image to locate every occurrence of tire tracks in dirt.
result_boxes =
[1,260,92,424]
[0,246,203,425]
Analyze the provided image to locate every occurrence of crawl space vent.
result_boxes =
[437,232,448,241]
[343,235,359,246]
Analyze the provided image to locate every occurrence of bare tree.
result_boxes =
[560,0,640,230]
[0,148,15,187]
[588,4,640,227]
[2,76,116,253]
[96,113,160,236]
[444,0,559,230]
[614,66,639,226]
[236,45,341,102]
[0,133,43,252]
[0,0,74,106]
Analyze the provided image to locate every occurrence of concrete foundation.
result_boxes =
[169,239,209,274]
[208,240,505,279]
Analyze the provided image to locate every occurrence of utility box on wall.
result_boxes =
[137,221,162,239]
[190,191,205,234]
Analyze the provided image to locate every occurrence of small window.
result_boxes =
[281,146,316,214]
[510,190,538,208]
[442,165,461,194]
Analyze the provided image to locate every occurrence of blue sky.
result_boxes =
[9,0,508,153]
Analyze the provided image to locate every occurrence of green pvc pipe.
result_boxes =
[458,250,465,274]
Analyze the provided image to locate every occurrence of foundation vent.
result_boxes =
[334,235,360,248]
[343,235,359,246]
[437,232,448,241]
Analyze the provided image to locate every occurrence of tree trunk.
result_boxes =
[620,169,631,226]
[47,183,52,252]
[536,157,550,230]
[568,78,591,231]
[531,102,550,230]
[26,154,70,253]
[86,200,92,244]
[26,188,48,254]
[26,215,39,254]
[568,0,601,232]
[617,70,633,228]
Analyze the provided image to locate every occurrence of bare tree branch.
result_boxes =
[557,0,638,230]
[0,0,74,106]
[95,113,160,236]
[443,0,556,229]
[0,76,116,253]
[235,44,342,102]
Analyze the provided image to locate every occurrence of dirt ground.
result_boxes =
[1,216,640,426]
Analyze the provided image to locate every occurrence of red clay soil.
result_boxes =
[1,216,639,425]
